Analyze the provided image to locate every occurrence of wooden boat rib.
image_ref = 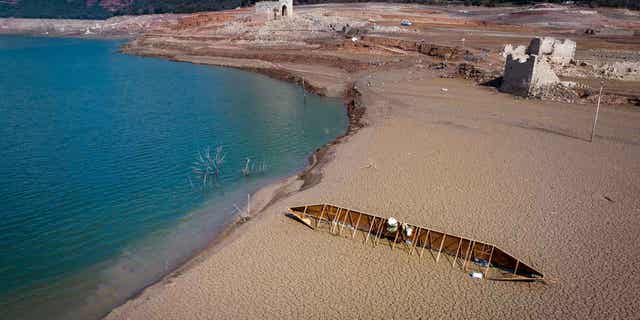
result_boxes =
[289,204,544,282]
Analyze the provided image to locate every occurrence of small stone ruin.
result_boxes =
[500,37,576,97]
[526,37,576,65]
[255,0,293,21]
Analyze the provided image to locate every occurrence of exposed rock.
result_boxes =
[535,83,581,104]
[341,25,369,38]
[585,94,635,106]
[597,62,640,80]
[417,41,460,60]
[457,63,483,80]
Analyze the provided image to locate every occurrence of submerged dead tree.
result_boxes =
[241,157,267,177]
[192,145,226,188]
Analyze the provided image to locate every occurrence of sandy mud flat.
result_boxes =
[107,3,639,319]
[106,66,640,318]
[8,3,637,319]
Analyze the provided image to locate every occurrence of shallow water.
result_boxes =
[0,35,348,319]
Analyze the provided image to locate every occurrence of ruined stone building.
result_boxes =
[526,37,576,65]
[501,54,560,97]
[501,37,576,97]
[255,0,293,20]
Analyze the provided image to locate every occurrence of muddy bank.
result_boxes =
[99,42,365,319]
[106,58,640,320]
[100,4,639,319]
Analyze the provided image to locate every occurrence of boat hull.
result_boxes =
[289,204,544,282]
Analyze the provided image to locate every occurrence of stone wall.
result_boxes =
[501,55,536,96]
[530,55,561,95]
[526,37,576,65]
[501,52,560,97]
[550,39,576,64]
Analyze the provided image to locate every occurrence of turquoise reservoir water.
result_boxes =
[0,36,348,319]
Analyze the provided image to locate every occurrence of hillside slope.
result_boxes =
[0,0,636,20]
[0,0,247,19]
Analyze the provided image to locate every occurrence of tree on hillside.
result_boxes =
[1,0,638,19]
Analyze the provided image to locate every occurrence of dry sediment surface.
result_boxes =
[1,3,639,319]
[106,55,640,319]
[100,3,640,319]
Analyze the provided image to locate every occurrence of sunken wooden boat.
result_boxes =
[289,204,544,282]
